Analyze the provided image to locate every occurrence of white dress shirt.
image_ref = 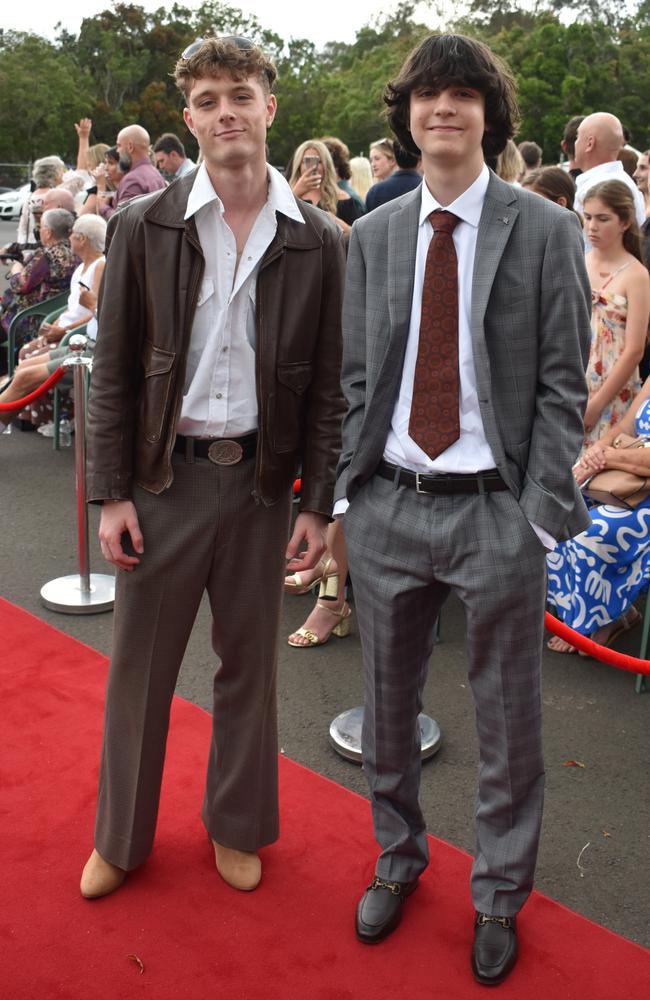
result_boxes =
[176,157,196,178]
[336,165,556,549]
[177,163,304,438]
[384,164,495,473]
[575,161,646,252]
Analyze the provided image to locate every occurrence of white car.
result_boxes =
[0,184,30,221]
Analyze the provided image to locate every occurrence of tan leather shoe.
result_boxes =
[212,840,261,891]
[80,849,126,899]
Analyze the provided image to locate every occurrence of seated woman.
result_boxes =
[547,378,650,653]
[0,208,77,362]
[16,156,67,244]
[11,215,106,428]
[288,140,363,234]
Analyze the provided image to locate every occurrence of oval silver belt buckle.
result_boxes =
[208,440,243,465]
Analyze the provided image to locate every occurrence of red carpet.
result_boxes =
[1,597,648,999]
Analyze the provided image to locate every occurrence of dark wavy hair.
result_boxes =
[384,34,519,160]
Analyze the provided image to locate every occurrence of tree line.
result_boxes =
[0,0,649,174]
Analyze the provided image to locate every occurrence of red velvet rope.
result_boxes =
[545,612,650,674]
[0,366,65,412]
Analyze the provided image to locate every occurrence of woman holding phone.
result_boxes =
[288,139,363,233]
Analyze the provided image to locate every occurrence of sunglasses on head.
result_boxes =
[181,36,255,60]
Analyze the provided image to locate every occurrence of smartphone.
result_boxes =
[303,155,321,172]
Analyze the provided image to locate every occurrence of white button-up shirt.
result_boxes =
[384,164,496,473]
[176,162,304,438]
[336,165,556,549]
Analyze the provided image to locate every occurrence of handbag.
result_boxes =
[583,433,650,509]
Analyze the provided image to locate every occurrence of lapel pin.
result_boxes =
[498,216,509,225]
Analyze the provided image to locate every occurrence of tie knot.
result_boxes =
[429,210,460,235]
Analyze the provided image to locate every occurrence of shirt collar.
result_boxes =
[418,162,489,228]
[575,160,623,190]
[184,161,304,224]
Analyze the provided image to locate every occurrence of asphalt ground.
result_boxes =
[1,217,648,950]
[2,424,649,951]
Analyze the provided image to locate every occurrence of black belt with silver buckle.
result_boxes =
[173,432,257,465]
[377,459,508,495]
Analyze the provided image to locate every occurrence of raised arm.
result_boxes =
[75,118,93,172]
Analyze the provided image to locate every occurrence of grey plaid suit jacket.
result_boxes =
[336,170,592,543]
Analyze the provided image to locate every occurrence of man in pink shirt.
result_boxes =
[98,124,166,218]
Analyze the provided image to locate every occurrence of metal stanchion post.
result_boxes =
[329,708,442,764]
[329,615,442,763]
[41,335,115,613]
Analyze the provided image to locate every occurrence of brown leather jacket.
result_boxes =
[86,174,346,517]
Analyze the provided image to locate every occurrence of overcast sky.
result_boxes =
[6,1,446,50]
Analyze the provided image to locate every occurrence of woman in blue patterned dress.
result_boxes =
[547,381,650,653]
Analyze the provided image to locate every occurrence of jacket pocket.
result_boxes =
[141,339,175,443]
[272,361,313,452]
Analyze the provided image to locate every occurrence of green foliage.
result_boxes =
[483,12,650,156]
[0,0,649,169]
[0,33,91,160]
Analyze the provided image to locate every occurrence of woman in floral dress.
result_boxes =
[582,180,649,451]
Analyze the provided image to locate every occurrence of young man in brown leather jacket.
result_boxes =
[81,37,345,899]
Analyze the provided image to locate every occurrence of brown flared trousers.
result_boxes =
[93,453,293,871]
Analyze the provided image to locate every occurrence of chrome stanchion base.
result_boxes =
[40,573,115,614]
[329,706,442,764]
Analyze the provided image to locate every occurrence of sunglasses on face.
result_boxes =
[181,36,255,59]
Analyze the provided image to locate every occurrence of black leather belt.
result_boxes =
[174,432,257,465]
[377,460,508,495]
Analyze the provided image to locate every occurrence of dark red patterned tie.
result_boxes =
[409,210,461,459]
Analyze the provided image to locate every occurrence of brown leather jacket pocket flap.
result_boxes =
[277,361,313,395]
[143,339,175,377]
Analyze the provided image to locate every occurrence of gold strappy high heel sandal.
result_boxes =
[284,555,337,596]
[287,573,352,647]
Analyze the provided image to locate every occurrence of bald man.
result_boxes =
[574,112,645,237]
[42,188,76,215]
[98,124,166,220]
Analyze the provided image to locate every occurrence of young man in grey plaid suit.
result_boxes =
[335,34,591,985]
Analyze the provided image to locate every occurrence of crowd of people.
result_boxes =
[2,30,649,989]
[2,84,650,652]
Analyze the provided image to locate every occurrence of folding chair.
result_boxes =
[4,291,69,377]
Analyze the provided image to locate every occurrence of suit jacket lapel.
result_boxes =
[471,172,519,334]
[379,190,420,389]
